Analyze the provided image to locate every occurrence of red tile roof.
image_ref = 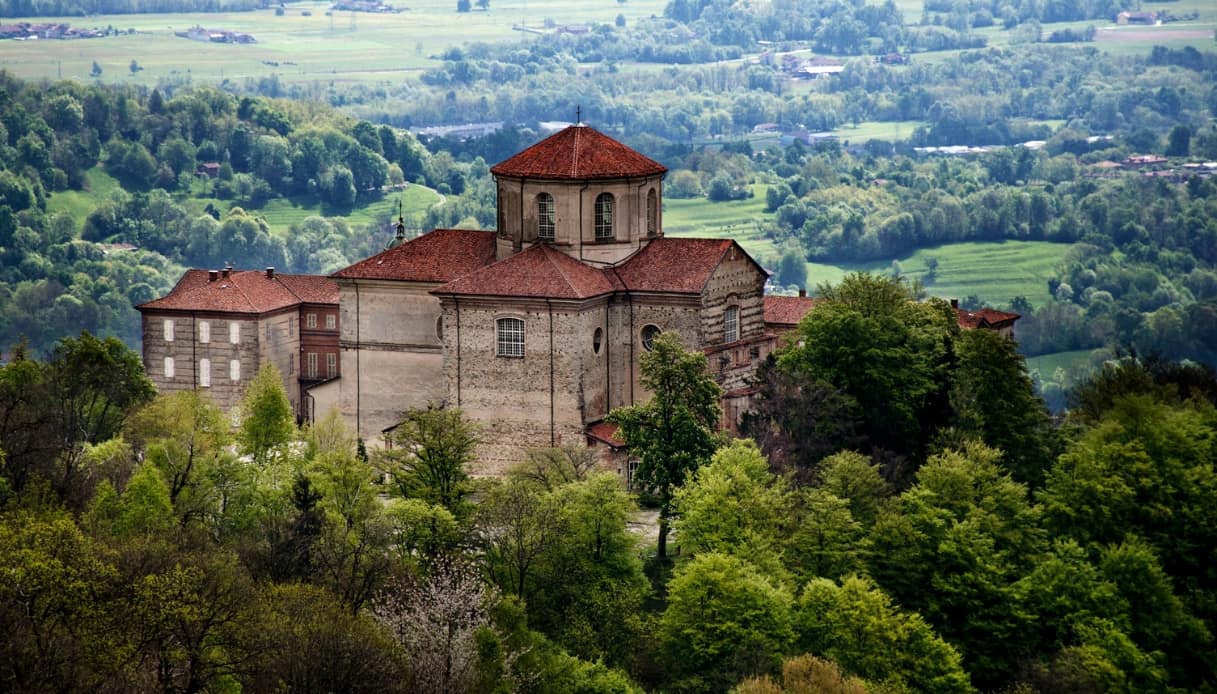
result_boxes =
[330,229,497,282]
[613,238,758,294]
[956,307,1020,329]
[586,421,624,448]
[490,125,667,181]
[433,244,617,299]
[137,269,337,314]
[763,295,819,327]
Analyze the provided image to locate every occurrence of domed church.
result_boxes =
[313,124,778,475]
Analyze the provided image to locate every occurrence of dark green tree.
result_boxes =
[607,331,723,558]
[380,404,477,518]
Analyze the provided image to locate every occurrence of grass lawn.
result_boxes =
[1025,348,1098,381]
[46,167,124,220]
[662,185,776,261]
[807,240,1067,308]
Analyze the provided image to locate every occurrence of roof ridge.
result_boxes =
[274,273,305,304]
[224,271,258,312]
[544,245,582,295]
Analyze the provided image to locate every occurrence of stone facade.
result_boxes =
[137,269,339,421]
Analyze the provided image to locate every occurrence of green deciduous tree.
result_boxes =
[607,331,723,558]
[380,404,477,518]
[795,575,973,693]
[661,552,794,692]
[238,362,295,466]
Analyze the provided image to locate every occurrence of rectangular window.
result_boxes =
[163,356,175,378]
[496,317,525,357]
[229,321,240,344]
[229,359,240,381]
[307,352,318,378]
[723,305,739,344]
[326,314,336,330]
[199,320,210,343]
[288,354,294,375]
[306,313,317,329]
[164,319,174,342]
[326,352,337,378]
[199,358,211,387]
[627,459,640,490]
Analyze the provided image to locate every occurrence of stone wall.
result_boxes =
[256,311,302,412]
[337,279,447,441]
[140,311,265,415]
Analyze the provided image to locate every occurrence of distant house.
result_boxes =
[1116,11,1157,25]
[763,293,1020,340]
[196,162,221,178]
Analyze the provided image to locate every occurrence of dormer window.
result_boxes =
[537,193,555,241]
[595,193,614,240]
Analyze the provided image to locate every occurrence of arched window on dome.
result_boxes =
[646,188,658,237]
[537,192,555,241]
[595,193,614,240]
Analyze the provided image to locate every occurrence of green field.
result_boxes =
[0,0,669,86]
[1025,348,1098,381]
[663,186,1067,307]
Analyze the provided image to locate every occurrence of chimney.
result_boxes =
[265,267,275,279]
[798,287,806,298]
[950,298,959,309]
[208,270,219,282]
[222,266,231,278]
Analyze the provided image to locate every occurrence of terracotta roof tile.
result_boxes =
[433,244,616,299]
[956,307,1020,329]
[330,229,497,282]
[490,125,667,180]
[137,269,337,314]
[586,421,624,448]
[613,237,749,294]
[764,296,819,327]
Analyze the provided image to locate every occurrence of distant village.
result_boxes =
[0,22,116,40]
[175,26,256,44]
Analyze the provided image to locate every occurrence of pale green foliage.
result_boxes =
[303,407,357,461]
[673,438,791,579]
[795,576,973,694]
[114,462,174,538]
[508,444,598,491]
[311,451,392,610]
[661,552,795,691]
[817,450,889,528]
[384,497,462,568]
[238,362,295,466]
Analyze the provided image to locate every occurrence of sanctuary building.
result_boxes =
[309,124,778,474]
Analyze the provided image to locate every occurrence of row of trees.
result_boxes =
[5,270,1217,691]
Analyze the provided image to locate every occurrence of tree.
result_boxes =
[659,552,794,691]
[949,327,1056,487]
[777,273,957,473]
[795,576,973,693]
[607,331,723,558]
[479,478,564,601]
[380,405,477,518]
[238,362,295,466]
[1166,125,1191,157]
[90,61,102,77]
[735,654,872,694]
[672,438,791,578]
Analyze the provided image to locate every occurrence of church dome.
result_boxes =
[490,124,666,181]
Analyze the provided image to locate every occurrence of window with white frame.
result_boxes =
[199,358,211,387]
[229,321,240,344]
[325,314,336,330]
[164,319,174,342]
[627,459,641,490]
[326,352,337,378]
[164,356,175,378]
[594,193,614,240]
[724,305,740,343]
[496,317,525,357]
[307,352,318,378]
[306,313,317,329]
[537,192,555,240]
[229,359,240,381]
[198,320,210,343]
